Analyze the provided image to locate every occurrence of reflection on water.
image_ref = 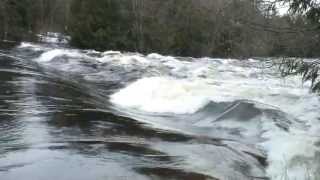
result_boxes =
[0,42,319,180]
[0,50,215,180]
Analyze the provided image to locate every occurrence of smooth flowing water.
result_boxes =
[0,42,320,180]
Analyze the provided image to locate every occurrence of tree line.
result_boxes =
[273,0,320,92]
[1,0,319,58]
[0,0,71,41]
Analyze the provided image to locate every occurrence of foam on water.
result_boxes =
[18,42,49,51]
[110,77,213,114]
[261,123,320,179]
[35,49,88,62]
[110,76,308,115]
[101,50,121,56]
[109,54,320,179]
[17,43,320,179]
[146,53,164,59]
[97,53,152,66]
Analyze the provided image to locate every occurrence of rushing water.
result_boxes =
[0,42,320,180]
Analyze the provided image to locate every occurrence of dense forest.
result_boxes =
[0,0,319,58]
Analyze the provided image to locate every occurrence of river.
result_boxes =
[0,42,319,180]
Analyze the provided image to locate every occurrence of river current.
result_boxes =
[0,42,320,180]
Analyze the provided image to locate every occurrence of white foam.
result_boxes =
[146,53,165,59]
[18,42,47,51]
[260,116,320,180]
[109,57,320,179]
[35,49,85,62]
[19,42,36,48]
[26,44,320,179]
[120,55,150,65]
[97,53,152,66]
[110,75,308,115]
[110,77,213,114]
[102,50,121,56]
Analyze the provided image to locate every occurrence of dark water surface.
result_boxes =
[0,43,220,180]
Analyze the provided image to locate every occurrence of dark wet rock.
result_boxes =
[136,167,219,180]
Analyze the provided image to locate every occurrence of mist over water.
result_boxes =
[0,42,320,180]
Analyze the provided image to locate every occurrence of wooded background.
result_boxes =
[1,0,319,58]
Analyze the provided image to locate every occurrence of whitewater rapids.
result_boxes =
[1,42,319,180]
